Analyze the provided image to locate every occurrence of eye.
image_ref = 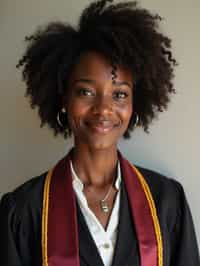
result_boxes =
[77,88,95,97]
[113,90,129,100]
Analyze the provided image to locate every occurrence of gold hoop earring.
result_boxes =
[57,108,70,136]
[133,113,139,128]
[57,108,67,128]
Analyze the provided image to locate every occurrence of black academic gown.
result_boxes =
[0,166,199,266]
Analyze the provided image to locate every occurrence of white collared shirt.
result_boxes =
[70,161,121,266]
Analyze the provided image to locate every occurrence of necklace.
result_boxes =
[100,184,113,213]
[70,160,114,213]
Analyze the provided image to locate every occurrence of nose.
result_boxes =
[92,95,113,115]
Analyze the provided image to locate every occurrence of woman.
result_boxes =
[0,0,199,265]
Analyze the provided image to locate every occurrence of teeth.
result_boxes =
[85,119,120,132]
[95,123,112,127]
[90,123,113,132]
[92,120,113,126]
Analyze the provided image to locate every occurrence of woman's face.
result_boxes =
[65,51,133,151]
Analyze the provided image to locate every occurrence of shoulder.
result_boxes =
[134,165,200,262]
[136,165,183,201]
[0,172,47,226]
[0,173,47,265]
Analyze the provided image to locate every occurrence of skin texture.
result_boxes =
[64,51,133,227]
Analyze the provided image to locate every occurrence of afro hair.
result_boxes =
[17,0,177,139]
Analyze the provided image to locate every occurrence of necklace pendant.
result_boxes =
[100,200,109,213]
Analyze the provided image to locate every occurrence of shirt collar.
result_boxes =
[70,160,121,192]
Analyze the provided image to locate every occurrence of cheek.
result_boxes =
[120,104,133,124]
[67,102,89,128]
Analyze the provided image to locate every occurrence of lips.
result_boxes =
[85,119,120,133]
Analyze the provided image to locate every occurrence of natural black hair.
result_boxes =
[17,0,177,139]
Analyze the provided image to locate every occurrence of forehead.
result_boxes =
[69,51,133,84]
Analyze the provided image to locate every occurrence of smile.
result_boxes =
[85,120,120,134]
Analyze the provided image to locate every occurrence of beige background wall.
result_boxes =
[0,0,199,246]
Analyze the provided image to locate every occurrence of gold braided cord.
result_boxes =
[42,168,53,266]
[131,165,163,266]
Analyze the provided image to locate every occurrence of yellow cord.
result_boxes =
[42,168,53,266]
[131,165,163,266]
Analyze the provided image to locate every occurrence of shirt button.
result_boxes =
[103,243,110,249]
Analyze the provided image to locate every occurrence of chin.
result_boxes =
[86,136,119,151]
[74,129,125,151]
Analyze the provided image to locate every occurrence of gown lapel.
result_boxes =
[77,203,104,266]
[42,155,80,266]
[119,153,162,266]
[77,177,139,266]
[112,178,140,266]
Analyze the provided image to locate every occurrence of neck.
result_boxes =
[71,145,118,188]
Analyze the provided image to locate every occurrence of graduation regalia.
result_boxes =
[0,150,199,266]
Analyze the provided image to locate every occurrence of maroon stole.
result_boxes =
[42,151,163,266]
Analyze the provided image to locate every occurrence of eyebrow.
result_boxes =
[73,78,132,88]
[74,78,95,84]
